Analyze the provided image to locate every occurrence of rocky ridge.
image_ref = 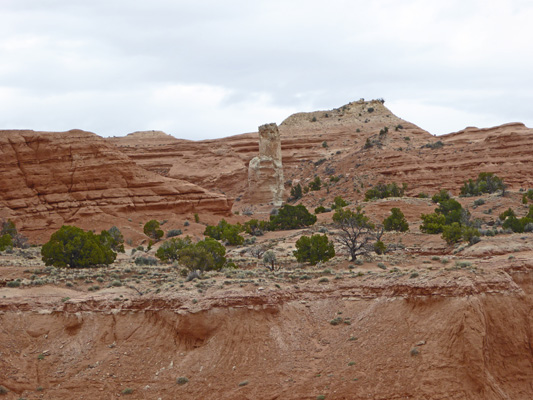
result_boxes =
[110,101,533,213]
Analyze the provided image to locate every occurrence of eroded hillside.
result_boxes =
[1,253,532,399]
[0,129,232,242]
[1,100,533,399]
[109,100,533,213]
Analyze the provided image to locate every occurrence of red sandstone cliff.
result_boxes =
[0,129,232,242]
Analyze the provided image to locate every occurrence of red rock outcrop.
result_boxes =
[108,100,425,201]
[246,123,285,206]
[0,129,232,241]
[111,101,533,211]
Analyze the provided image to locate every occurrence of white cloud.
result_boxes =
[387,99,506,136]
[0,0,533,139]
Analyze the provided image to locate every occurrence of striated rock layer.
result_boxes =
[0,266,531,399]
[110,100,533,210]
[0,129,232,241]
[108,100,423,200]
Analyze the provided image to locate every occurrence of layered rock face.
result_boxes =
[1,267,532,400]
[108,100,426,200]
[0,130,232,241]
[246,123,285,206]
[109,100,533,210]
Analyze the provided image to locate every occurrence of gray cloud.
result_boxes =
[1,0,532,139]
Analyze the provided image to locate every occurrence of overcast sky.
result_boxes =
[1,0,532,140]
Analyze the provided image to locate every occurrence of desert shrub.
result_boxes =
[481,229,495,237]
[442,223,463,244]
[469,235,482,245]
[315,206,327,214]
[99,226,125,253]
[1,219,17,237]
[243,219,270,236]
[1,219,28,248]
[420,213,446,234]
[331,196,349,209]
[421,192,474,241]
[522,189,533,204]
[204,223,223,240]
[523,223,533,232]
[156,237,192,263]
[143,220,164,241]
[178,238,226,273]
[166,229,182,238]
[309,176,322,191]
[436,198,464,225]
[460,172,505,197]
[431,190,451,204]
[383,208,409,232]
[498,205,533,233]
[499,208,516,221]
[364,182,406,201]
[374,240,386,254]
[422,141,444,149]
[462,226,480,244]
[0,234,13,251]
[270,204,317,231]
[263,250,277,271]
[176,377,189,385]
[294,234,335,265]
[470,219,483,229]
[178,245,213,273]
[204,219,244,245]
[0,385,8,394]
[220,225,244,246]
[418,192,429,198]
[289,183,303,201]
[473,198,485,206]
[41,225,116,268]
[196,238,226,269]
[502,215,529,233]
[364,138,373,149]
[367,107,374,113]
[442,223,480,245]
